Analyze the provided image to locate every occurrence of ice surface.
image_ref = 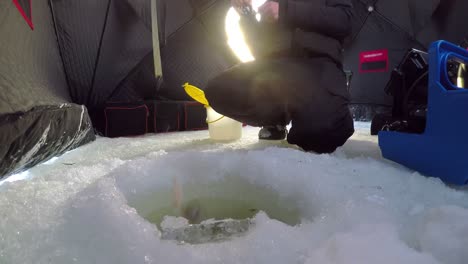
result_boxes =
[161,216,253,244]
[0,122,467,264]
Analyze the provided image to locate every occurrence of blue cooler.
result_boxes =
[379,40,468,185]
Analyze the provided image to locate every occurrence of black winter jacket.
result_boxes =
[277,0,353,65]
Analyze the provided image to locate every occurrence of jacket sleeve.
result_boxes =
[278,0,353,39]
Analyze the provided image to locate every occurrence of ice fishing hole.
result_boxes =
[125,176,302,243]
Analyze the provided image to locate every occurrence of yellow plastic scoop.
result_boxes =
[183,83,209,106]
[183,82,227,124]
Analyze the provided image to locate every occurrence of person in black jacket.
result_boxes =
[204,0,355,153]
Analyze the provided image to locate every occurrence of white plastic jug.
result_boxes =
[206,106,242,141]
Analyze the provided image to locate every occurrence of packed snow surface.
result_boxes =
[1,123,468,264]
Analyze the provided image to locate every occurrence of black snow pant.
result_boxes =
[204,57,355,153]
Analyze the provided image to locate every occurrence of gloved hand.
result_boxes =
[258,1,279,22]
[230,0,252,8]
[231,0,254,16]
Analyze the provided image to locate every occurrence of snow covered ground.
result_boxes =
[1,122,467,264]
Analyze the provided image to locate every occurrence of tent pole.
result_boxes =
[151,0,163,83]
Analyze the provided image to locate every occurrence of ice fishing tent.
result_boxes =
[0,0,236,179]
[2,0,468,180]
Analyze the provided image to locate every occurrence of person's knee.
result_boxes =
[204,74,237,114]
[287,112,354,154]
[204,76,225,102]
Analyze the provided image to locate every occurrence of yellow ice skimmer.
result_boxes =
[183,83,225,124]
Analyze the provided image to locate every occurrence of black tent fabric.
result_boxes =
[0,0,95,179]
[343,0,468,119]
[50,0,154,107]
[0,105,94,177]
[50,0,235,104]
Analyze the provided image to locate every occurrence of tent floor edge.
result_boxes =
[0,104,96,180]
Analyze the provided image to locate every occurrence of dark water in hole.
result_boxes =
[128,177,302,227]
